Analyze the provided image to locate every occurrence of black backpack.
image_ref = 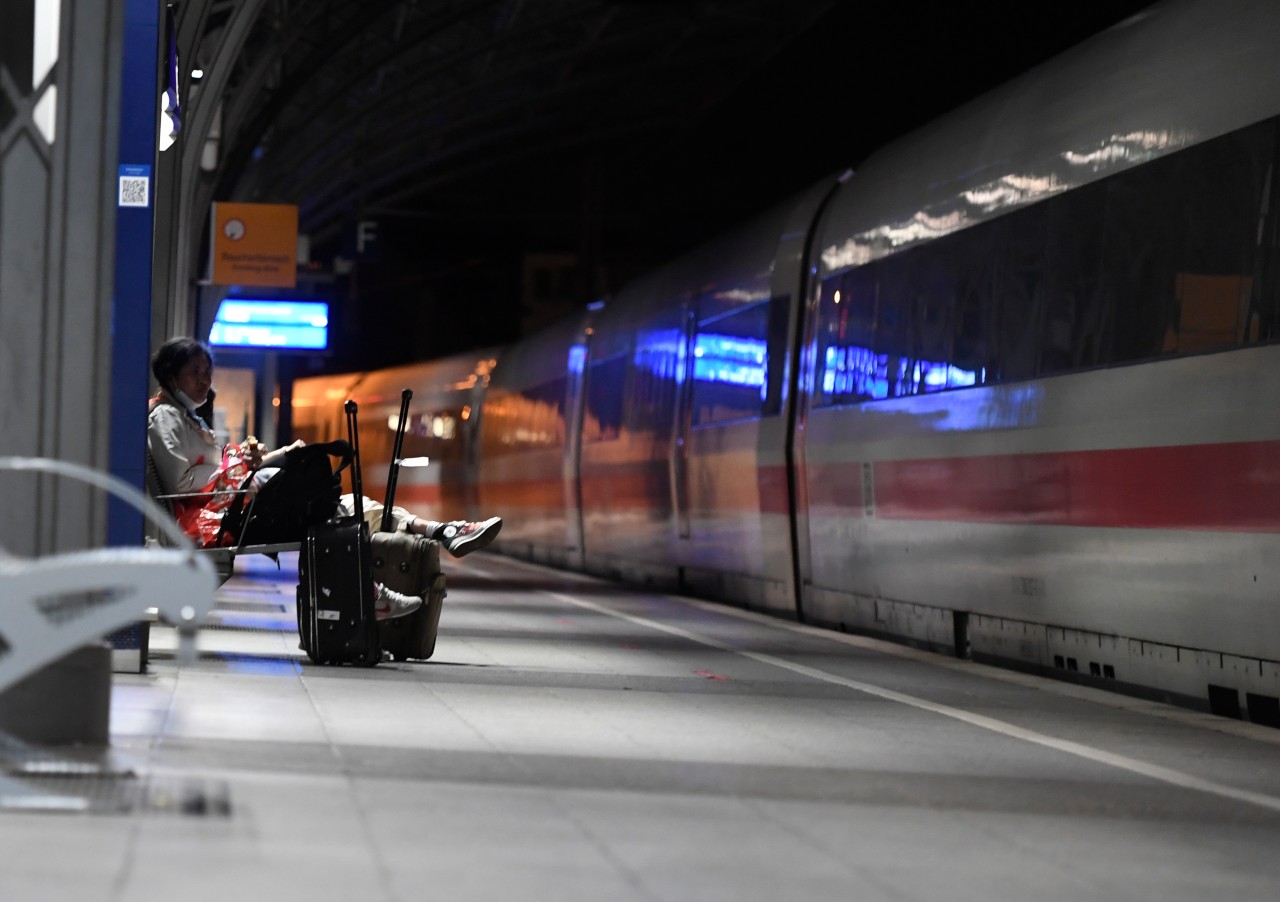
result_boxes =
[221,440,353,546]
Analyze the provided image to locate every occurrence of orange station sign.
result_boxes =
[210,202,298,287]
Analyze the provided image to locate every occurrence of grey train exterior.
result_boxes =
[799,0,1280,712]
[293,350,501,520]
[291,0,1280,718]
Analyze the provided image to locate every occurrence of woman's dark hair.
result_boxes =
[151,337,213,390]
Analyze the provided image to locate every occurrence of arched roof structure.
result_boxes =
[167,0,836,299]
[160,0,1160,369]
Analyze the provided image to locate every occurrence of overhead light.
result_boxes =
[398,457,431,468]
[191,68,204,79]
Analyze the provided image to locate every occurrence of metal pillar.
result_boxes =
[0,0,127,557]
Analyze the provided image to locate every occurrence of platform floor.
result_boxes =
[4,550,1280,901]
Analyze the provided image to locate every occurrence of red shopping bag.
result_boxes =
[174,443,250,547]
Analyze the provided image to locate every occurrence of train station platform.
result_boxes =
[4,551,1280,900]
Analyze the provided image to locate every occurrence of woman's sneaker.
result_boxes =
[437,517,502,557]
[373,583,422,620]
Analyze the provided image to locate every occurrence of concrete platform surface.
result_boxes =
[3,550,1280,901]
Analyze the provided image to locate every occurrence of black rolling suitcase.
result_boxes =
[297,400,381,666]
[375,389,448,661]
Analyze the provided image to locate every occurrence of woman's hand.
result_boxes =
[259,439,306,469]
[243,436,266,470]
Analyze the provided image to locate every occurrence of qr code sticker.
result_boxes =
[119,175,149,208]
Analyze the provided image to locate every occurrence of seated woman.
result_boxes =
[146,337,501,619]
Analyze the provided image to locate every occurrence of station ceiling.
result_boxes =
[173,0,1158,369]
[183,0,837,252]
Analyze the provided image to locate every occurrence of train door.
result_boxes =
[788,285,820,619]
[562,325,591,569]
[782,172,851,620]
[671,302,696,540]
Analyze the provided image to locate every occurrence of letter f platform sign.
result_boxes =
[357,220,379,258]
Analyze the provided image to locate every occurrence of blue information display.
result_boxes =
[209,299,330,350]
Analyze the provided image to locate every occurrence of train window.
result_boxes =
[810,115,1280,408]
[690,300,770,426]
[1038,185,1107,376]
[950,229,994,387]
[813,267,884,406]
[484,378,565,451]
[841,267,878,351]
[814,250,979,406]
[522,377,567,448]
[762,294,791,417]
[1096,161,1180,365]
[397,409,465,463]
[1096,123,1275,363]
[630,321,681,440]
[910,253,960,393]
[991,206,1046,383]
[1251,152,1280,343]
[875,260,912,398]
[524,378,566,413]
[584,352,627,442]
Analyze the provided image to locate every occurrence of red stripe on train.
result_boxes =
[874,440,1280,531]
[386,482,444,506]
[480,463,793,515]
[401,440,1280,531]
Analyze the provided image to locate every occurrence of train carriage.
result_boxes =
[290,371,363,447]
[292,349,501,524]
[475,314,592,570]
[797,0,1280,709]
[571,181,834,612]
[288,0,1280,718]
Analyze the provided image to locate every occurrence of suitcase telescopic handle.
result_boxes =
[381,388,413,532]
[345,399,365,524]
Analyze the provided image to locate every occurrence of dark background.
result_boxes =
[296,1,1159,377]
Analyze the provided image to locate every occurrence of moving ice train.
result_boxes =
[293,0,1280,720]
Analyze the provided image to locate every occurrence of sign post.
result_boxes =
[107,0,159,548]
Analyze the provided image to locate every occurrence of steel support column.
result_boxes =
[107,0,161,547]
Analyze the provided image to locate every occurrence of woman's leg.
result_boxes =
[350,498,502,557]
[407,515,502,556]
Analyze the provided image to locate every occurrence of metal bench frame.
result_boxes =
[0,456,216,696]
